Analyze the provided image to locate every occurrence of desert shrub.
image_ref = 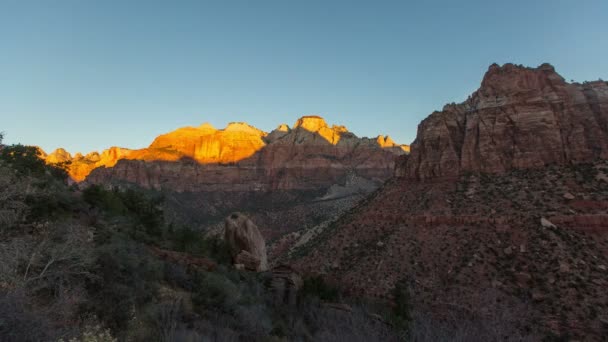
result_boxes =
[22,222,95,296]
[59,324,117,342]
[303,304,399,342]
[119,189,164,231]
[168,225,203,254]
[0,221,96,341]
[300,275,339,301]
[0,144,68,180]
[86,235,163,332]
[0,144,74,226]
[83,186,164,242]
[0,291,55,342]
[0,144,47,176]
[82,185,128,214]
[167,226,231,263]
[387,279,412,336]
[124,299,184,342]
[24,190,76,221]
[0,165,28,230]
[392,279,411,322]
[0,221,94,293]
[192,271,241,314]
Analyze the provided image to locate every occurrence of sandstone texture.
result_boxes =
[399,63,608,179]
[45,115,408,190]
[291,64,608,340]
[224,212,268,272]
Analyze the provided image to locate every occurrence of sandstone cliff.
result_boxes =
[47,115,408,191]
[290,64,608,340]
[398,63,608,179]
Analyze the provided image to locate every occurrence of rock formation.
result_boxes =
[270,264,303,306]
[291,64,608,340]
[224,212,268,272]
[44,115,409,189]
[44,146,135,182]
[399,63,608,179]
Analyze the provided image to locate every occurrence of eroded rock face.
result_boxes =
[289,64,608,340]
[56,115,408,191]
[224,213,268,272]
[399,63,608,179]
[44,146,135,182]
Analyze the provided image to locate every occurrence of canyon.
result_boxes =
[42,116,409,237]
[44,115,408,189]
[38,62,608,339]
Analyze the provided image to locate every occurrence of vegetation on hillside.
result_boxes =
[0,137,404,341]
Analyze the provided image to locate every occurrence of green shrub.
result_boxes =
[86,236,163,332]
[0,144,68,180]
[83,185,127,214]
[192,271,241,314]
[300,276,339,301]
[83,185,165,242]
[390,279,411,334]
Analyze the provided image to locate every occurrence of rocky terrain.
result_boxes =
[43,116,408,237]
[398,63,608,179]
[44,115,408,188]
[291,64,608,340]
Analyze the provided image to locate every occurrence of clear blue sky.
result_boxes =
[1,0,607,154]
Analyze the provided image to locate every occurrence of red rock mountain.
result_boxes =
[291,64,608,339]
[45,115,408,190]
[398,63,608,179]
[43,116,408,240]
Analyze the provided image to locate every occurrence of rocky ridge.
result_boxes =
[291,64,608,340]
[44,115,409,190]
[399,63,608,179]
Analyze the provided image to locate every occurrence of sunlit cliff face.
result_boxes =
[43,115,409,182]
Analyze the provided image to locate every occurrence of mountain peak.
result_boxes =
[224,122,266,135]
[294,115,329,132]
[198,122,217,131]
[480,62,564,95]
[276,124,290,132]
[399,63,608,179]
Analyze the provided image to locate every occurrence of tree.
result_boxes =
[0,144,47,176]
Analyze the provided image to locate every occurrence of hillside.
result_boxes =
[291,64,608,340]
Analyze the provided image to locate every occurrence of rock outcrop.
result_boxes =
[270,264,303,306]
[44,146,135,182]
[224,213,268,272]
[399,63,608,179]
[50,115,408,191]
[291,64,608,340]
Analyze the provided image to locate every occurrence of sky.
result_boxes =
[1,0,607,154]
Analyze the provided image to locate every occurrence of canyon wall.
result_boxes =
[44,115,408,191]
[398,63,608,179]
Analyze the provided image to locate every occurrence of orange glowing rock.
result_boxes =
[43,115,408,182]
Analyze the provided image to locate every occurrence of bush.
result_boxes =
[390,279,411,334]
[83,186,164,242]
[167,226,231,264]
[86,235,163,332]
[0,166,28,230]
[300,276,339,301]
[82,185,127,215]
[0,144,68,180]
[59,325,117,342]
[0,144,47,176]
[192,271,241,314]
